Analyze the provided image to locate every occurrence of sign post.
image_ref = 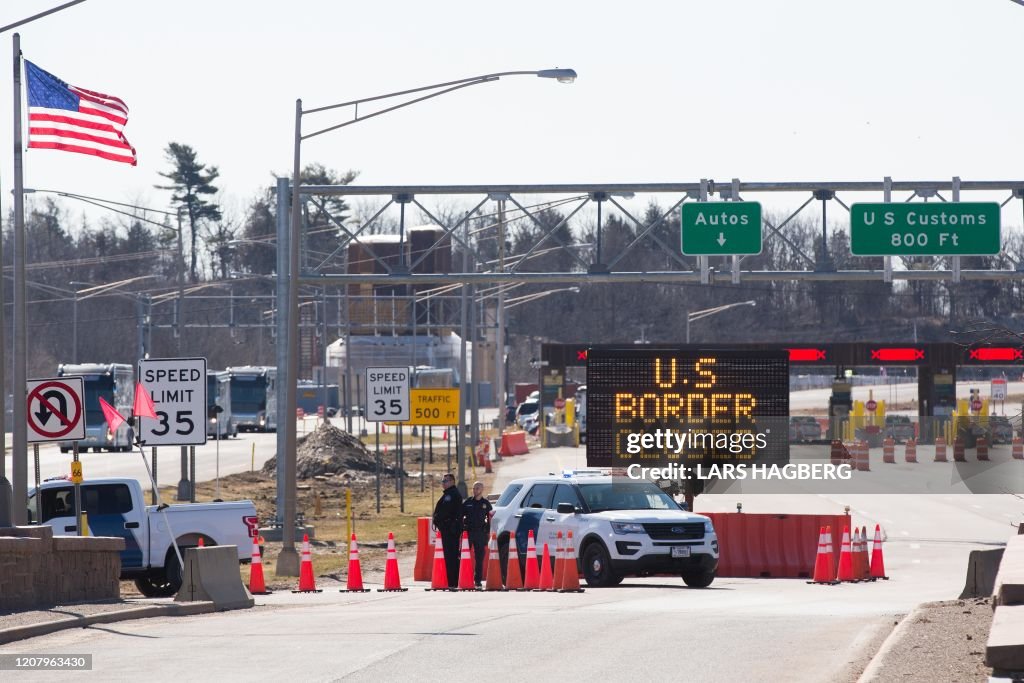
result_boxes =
[365,367,410,513]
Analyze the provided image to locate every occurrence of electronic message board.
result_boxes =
[586,347,789,468]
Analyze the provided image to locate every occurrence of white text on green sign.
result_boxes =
[681,202,762,255]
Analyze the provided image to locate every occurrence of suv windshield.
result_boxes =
[577,482,681,512]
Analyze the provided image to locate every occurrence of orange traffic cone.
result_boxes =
[870,524,889,580]
[340,533,370,592]
[457,532,476,590]
[836,526,855,582]
[249,535,269,595]
[505,534,523,590]
[559,530,584,592]
[537,543,554,591]
[293,534,322,593]
[378,531,408,592]
[485,533,505,591]
[442,429,448,441]
[552,531,565,589]
[523,530,540,590]
[426,532,450,591]
[807,526,838,585]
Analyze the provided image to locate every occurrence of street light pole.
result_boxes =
[278,68,577,573]
[495,199,507,435]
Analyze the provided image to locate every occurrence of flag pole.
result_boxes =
[11,32,29,524]
[133,421,184,571]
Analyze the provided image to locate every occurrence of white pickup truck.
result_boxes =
[27,477,258,598]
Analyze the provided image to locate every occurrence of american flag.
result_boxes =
[25,60,136,166]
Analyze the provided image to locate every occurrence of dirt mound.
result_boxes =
[261,422,401,479]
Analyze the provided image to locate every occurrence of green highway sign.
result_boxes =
[850,203,1000,256]
[681,201,762,255]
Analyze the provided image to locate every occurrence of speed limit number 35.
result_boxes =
[365,367,410,422]
[138,358,208,446]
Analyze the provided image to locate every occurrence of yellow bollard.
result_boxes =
[80,511,90,537]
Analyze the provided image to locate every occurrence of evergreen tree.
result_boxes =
[156,143,222,282]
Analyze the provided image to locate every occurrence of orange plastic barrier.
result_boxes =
[882,438,895,464]
[499,431,530,457]
[704,512,851,578]
[905,439,917,463]
[977,437,990,462]
[414,517,433,581]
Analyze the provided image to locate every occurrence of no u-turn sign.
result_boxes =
[26,376,86,443]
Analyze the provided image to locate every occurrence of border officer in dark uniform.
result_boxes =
[461,481,493,587]
[432,473,463,588]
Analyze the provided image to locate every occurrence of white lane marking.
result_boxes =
[910,543,921,549]
[972,505,983,509]
[912,559,921,564]
[901,530,910,536]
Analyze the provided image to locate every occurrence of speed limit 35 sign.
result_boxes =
[138,358,208,446]
[366,367,410,422]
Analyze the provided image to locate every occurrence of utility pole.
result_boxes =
[457,217,469,496]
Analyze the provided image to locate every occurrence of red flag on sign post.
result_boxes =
[98,397,126,433]
[133,383,157,419]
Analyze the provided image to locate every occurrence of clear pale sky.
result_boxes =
[4,0,1024,228]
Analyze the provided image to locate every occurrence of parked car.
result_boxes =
[883,415,915,443]
[490,470,719,588]
[515,397,541,429]
[989,416,1014,444]
[789,416,822,442]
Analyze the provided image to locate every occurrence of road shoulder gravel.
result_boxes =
[857,599,993,682]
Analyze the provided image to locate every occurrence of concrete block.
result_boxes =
[960,548,1005,599]
[987,605,1024,671]
[996,536,1024,606]
[175,546,253,611]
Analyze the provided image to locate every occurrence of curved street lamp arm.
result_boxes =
[303,76,499,141]
[304,70,549,115]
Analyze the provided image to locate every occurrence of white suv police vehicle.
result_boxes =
[491,470,719,587]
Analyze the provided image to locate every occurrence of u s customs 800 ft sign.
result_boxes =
[586,347,789,468]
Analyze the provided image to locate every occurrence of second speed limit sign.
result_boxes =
[138,357,208,446]
[366,367,410,422]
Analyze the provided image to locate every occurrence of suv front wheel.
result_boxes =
[682,569,715,588]
[582,542,622,587]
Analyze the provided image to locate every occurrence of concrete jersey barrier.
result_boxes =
[174,545,254,611]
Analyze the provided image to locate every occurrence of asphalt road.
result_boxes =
[1,442,1016,681]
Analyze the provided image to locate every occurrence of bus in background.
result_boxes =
[57,363,134,453]
[207,370,237,438]
[226,366,277,432]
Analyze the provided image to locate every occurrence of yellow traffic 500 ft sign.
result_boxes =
[407,388,461,426]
